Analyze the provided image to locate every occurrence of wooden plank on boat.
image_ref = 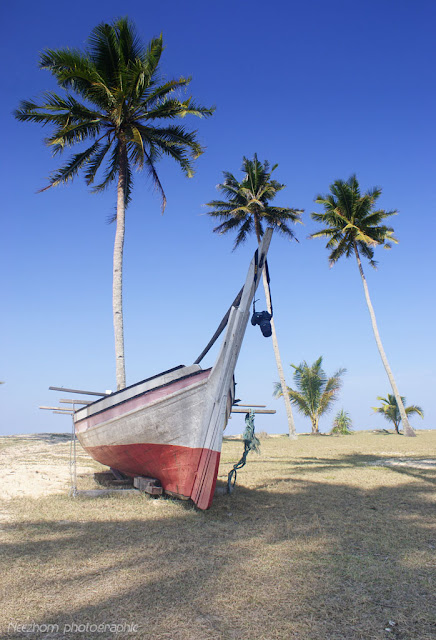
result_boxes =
[234,404,266,407]
[133,476,163,495]
[49,386,110,396]
[231,408,276,414]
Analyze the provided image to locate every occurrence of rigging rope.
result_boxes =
[69,411,77,497]
[227,409,260,493]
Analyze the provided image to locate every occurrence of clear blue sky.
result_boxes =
[1,0,435,435]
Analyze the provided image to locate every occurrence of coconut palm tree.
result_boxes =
[206,154,303,438]
[372,394,424,434]
[274,357,345,434]
[310,175,416,437]
[14,18,214,390]
[330,409,353,435]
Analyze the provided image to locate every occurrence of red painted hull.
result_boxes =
[86,442,220,509]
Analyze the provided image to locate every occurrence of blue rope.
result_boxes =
[227,409,260,493]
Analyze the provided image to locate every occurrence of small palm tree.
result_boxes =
[331,409,353,435]
[206,154,303,438]
[274,357,346,434]
[373,394,424,434]
[15,18,214,390]
[310,175,416,437]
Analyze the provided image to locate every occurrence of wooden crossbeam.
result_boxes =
[231,408,276,414]
[49,386,110,396]
[40,406,74,412]
[233,404,266,407]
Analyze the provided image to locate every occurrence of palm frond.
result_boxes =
[405,405,424,419]
[47,122,103,154]
[233,218,255,249]
[286,390,312,417]
[88,21,125,82]
[128,125,145,169]
[124,160,133,207]
[142,148,167,213]
[135,123,203,163]
[205,154,301,247]
[91,141,122,193]
[212,216,246,236]
[373,394,424,426]
[136,76,190,107]
[85,140,112,185]
[16,17,213,218]
[281,357,345,430]
[40,141,101,190]
[311,175,400,268]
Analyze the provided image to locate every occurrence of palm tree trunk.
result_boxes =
[113,146,127,390]
[354,244,415,437]
[254,224,297,439]
[261,268,297,439]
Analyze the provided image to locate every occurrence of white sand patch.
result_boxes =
[0,434,95,504]
[371,458,436,469]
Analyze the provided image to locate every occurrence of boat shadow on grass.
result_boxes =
[2,460,436,640]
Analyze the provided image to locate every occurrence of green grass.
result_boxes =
[1,431,435,639]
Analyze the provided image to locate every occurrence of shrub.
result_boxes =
[331,409,353,435]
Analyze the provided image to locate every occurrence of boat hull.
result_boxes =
[74,365,231,509]
[84,442,220,504]
[73,229,273,510]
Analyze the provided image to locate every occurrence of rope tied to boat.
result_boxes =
[227,409,260,493]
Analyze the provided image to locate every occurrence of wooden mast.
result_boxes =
[191,228,273,508]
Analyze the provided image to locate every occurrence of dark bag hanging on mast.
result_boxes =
[250,259,273,337]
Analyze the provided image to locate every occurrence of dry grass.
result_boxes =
[1,431,435,640]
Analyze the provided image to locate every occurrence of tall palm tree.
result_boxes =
[274,357,345,434]
[310,175,416,437]
[14,18,214,390]
[372,394,424,434]
[206,154,303,438]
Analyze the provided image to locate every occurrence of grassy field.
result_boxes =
[1,430,435,640]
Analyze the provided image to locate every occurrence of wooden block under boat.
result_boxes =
[133,476,163,495]
[94,471,132,487]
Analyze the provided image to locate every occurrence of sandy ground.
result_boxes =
[1,432,435,523]
[0,434,95,520]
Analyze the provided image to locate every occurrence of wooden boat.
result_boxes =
[73,229,273,509]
